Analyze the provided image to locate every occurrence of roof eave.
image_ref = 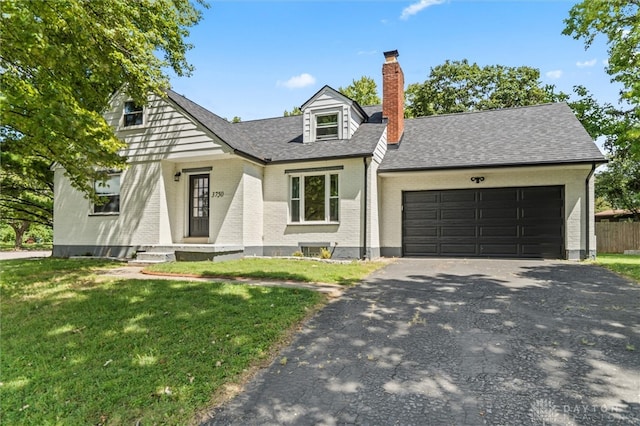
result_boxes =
[378,158,608,174]
[267,153,374,165]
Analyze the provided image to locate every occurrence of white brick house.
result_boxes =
[53,51,605,260]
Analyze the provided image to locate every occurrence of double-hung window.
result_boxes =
[315,113,339,140]
[290,173,339,223]
[94,173,120,214]
[123,101,144,127]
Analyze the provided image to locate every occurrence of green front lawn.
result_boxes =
[594,253,640,283]
[0,258,325,425]
[144,257,388,285]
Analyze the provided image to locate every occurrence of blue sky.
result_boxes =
[170,0,620,122]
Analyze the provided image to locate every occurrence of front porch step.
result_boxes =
[130,251,176,264]
[131,245,244,263]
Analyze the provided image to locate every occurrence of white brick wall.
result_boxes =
[262,158,365,254]
[378,164,595,256]
[242,162,265,247]
[53,161,162,247]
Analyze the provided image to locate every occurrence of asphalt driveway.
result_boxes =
[204,259,640,426]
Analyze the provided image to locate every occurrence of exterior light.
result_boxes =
[174,172,181,182]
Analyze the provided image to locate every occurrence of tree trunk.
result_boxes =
[10,220,31,250]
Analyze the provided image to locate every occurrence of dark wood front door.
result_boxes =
[189,174,209,237]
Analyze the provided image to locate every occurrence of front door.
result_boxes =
[189,174,209,237]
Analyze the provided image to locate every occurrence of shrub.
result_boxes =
[319,247,332,259]
[25,224,53,243]
[0,224,15,243]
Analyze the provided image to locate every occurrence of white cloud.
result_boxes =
[400,0,446,20]
[576,59,597,68]
[277,73,316,89]
[545,70,563,79]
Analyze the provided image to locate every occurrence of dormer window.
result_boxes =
[123,101,143,127]
[315,113,339,140]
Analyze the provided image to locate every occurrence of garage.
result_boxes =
[402,186,564,258]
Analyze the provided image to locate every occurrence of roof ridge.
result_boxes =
[405,102,565,121]
[235,115,301,124]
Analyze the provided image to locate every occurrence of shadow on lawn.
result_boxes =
[1,262,322,425]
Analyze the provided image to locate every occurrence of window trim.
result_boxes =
[289,172,340,224]
[92,172,121,215]
[122,101,144,128]
[312,110,341,141]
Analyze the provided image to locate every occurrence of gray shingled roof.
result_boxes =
[235,116,386,163]
[166,90,603,169]
[167,89,386,163]
[166,90,262,160]
[380,103,605,172]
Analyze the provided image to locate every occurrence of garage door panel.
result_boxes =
[404,192,439,203]
[480,226,519,237]
[479,189,518,202]
[404,209,437,220]
[404,227,437,237]
[522,207,563,218]
[521,243,562,258]
[441,192,476,203]
[522,187,563,201]
[441,209,476,220]
[440,243,477,255]
[402,187,564,258]
[441,226,476,237]
[480,244,519,255]
[521,224,563,236]
[480,207,518,219]
[404,244,438,255]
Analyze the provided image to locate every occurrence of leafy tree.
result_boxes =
[595,155,640,220]
[563,1,640,160]
[338,76,381,106]
[230,116,242,123]
[1,0,206,197]
[284,106,302,116]
[405,60,568,117]
[563,1,639,107]
[0,143,53,248]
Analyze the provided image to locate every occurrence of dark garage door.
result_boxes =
[402,186,564,258]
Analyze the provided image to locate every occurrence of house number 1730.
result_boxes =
[212,191,224,198]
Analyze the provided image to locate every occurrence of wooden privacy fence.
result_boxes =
[596,222,640,253]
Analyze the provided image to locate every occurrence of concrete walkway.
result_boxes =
[203,258,640,426]
[95,265,346,298]
[0,250,51,260]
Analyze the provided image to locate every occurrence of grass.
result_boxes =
[594,253,640,283]
[144,257,388,285]
[0,258,325,425]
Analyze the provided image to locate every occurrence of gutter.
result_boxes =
[266,152,374,165]
[585,163,597,260]
[232,148,267,165]
[378,159,607,174]
[362,157,369,260]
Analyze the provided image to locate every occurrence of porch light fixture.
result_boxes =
[470,176,485,184]
[174,172,181,182]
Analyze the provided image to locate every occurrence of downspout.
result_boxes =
[585,163,597,260]
[362,157,369,260]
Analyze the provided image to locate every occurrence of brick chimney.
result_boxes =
[382,50,404,145]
